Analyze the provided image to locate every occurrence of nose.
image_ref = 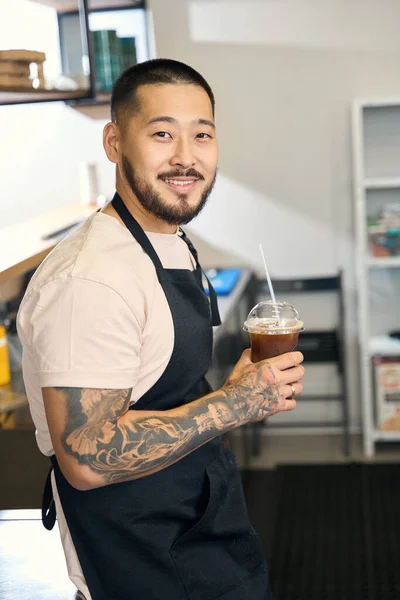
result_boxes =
[170,137,196,169]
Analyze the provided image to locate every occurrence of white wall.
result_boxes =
[0,102,111,228]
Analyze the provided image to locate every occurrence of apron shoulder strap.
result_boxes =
[204,272,222,327]
[179,228,222,327]
[111,193,164,271]
[178,228,200,268]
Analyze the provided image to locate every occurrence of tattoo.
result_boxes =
[223,361,281,422]
[55,363,280,486]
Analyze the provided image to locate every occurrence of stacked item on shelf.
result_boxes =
[92,30,137,92]
[0,49,46,91]
[367,202,400,257]
[373,355,400,431]
[119,38,137,73]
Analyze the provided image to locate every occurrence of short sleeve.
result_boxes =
[25,277,142,389]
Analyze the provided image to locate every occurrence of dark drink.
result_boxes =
[250,329,300,362]
[244,300,303,362]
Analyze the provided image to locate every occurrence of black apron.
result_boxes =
[42,192,272,600]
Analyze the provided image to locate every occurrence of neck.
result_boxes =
[101,179,178,235]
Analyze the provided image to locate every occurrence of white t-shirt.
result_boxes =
[17,210,196,599]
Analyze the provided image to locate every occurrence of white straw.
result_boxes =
[259,243,280,321]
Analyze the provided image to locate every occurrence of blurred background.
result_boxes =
[1,1,400,598]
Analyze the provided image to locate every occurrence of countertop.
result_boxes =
[0,203,96,284]
[213,268,253,342]
[0,510,78,600]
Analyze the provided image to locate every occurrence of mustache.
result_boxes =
[158,169,205,181]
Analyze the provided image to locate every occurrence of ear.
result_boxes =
[103,122,120,164]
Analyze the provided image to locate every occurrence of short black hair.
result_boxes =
[110,58,215,127]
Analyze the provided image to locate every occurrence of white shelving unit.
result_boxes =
[352,97,400,456]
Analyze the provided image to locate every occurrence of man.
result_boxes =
[17,59,304,600]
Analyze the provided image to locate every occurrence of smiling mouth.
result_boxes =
[162,178,199,192]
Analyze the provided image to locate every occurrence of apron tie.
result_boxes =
[42,461,56,531]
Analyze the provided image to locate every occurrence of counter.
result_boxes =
[0,203,96,284]
[0,510,78,600]
[213,268,253,342]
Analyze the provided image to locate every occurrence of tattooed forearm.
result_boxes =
[55,363,280,487]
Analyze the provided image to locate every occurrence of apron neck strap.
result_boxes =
[111,193,222,326]
[111,193,164,271]
[179,228,222,327]
[204,271,222,326]
[179,228,200,269]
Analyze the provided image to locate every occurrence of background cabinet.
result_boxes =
[352,98,400,456]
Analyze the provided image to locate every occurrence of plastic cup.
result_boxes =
[243,301,304,362]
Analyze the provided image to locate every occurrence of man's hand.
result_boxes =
[222,349,304,423]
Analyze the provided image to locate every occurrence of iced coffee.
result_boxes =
[244,301,303,362]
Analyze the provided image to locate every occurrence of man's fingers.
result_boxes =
[280,365,305,385]
[266,351,304,370]
[282,381,303,398]
[279,398,297,412]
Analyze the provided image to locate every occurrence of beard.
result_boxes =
[121,154,217,226]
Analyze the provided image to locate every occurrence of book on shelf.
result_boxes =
[367,203,400,258]
[91,31,137,92]
[373,356,400,432]
[92,30,120,92]
[119,37,137,73]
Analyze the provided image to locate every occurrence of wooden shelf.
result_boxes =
[30,0,82,11]
[68,91,111,119]
[0,88,91,104]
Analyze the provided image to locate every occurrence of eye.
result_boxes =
[154,131,172,139]
[196,133,212,139]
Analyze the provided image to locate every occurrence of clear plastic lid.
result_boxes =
[243,300,304,334]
